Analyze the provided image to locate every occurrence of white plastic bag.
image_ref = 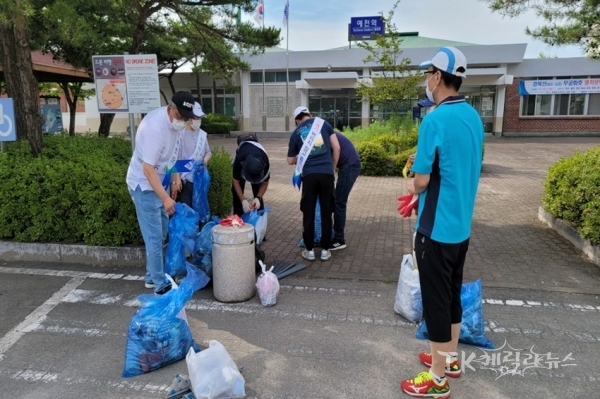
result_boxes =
[255,211,268,245]
[186,340,245,399]
[256,260,280,307]
[394,254,423,323]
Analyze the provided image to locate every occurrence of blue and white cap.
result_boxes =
[193,102,205,118]
[419,46,467,78]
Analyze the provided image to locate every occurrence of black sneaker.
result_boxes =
[330,239,346,251]
[155,282,172,295]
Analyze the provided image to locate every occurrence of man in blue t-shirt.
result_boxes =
[400,47,484,399]
[287,106,340,262]
[330,132,361,251]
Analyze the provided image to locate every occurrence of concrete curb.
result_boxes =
[538,207,600,267]
[503,132,600,138]
[0,240,145,267]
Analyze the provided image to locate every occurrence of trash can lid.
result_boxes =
[212,223,255,245]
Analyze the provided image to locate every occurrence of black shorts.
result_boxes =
[415,232,469,343]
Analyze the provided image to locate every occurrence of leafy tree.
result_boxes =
[0,0,44,156]
[33,0,280,136]
[356,1,422,120]
[485,0,600,59]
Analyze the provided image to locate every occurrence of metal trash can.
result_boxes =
[211,223,256,302]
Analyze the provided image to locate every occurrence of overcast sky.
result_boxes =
[246,0,586,58]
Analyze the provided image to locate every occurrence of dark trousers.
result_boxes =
[176,181,194,209]
[232,180,264,217]
[415,232,469,343]
[301,173,335,251]
[333,160,361,240]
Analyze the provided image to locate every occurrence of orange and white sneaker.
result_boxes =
[419,352,462,378]
[400,371,450,398]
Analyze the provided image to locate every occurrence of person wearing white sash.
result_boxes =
[287,106,340,262]
[126,91,196,295]
[171,102,211,208]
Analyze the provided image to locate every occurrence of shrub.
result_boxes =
[390,148,417,176]
[542,146,600,244]
[372,132,418,155]
[202,113,237,135]
[207,147,233,217]
[0,135,236,246]
[0,135,142,246]
[343,115,418,143]
[344,117,418,177]
[355,141,388,176]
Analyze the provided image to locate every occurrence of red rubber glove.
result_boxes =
[219,214,245,227]
[397,194,419,218]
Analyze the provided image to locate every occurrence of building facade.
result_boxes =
[83,34,600,136]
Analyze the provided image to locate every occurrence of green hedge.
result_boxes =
[206,147,233,218]
[542,146,600,244]
[202,113,238,135]
[0,135,234,246]
[349,133,417,177]
[0,135,142,246]
[343,117,418,177]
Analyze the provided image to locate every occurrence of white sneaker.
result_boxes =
[320,250,331,261]
[302,249,315,261]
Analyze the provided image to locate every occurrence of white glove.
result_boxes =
[251,197,261,210]
[242,200,251,213]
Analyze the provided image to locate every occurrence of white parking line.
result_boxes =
[0,277,85,355]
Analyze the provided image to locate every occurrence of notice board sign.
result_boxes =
[92,54,161,113]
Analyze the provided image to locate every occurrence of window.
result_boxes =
[250,72,262,83]
[522,96,535,116]
[191,88,236,117]
[537,95,552,115]
[588,94,600,115]
[554,94,569,116]
[522,95,551,116]
[569,94,585,115]
[553,94,584,116]
[250,71,301,83]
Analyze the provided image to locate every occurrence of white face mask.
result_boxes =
[425,73,439,103]
[192,119,202,129]
[171,119,187,131]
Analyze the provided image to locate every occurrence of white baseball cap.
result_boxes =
[293,106,310,119]
[193,102,205,118]
[419,46,467,78]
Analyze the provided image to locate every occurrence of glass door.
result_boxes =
[321,97,336,128]
[334,97,349,131]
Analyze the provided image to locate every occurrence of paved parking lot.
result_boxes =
[209,136,600,294]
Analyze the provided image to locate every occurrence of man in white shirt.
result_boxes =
[126,91,196,294]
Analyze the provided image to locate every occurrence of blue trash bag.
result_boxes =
[314,199,322,244]
[241,209,260,227]
[122,263,210,377]
[192,161,211,224]
[297,199,334,247]
[190,253,213,280]
[415,279,495,349]
[165,203,200,278]
[191,216,220,279]
[241,207,271,245]
[165,239,186,278]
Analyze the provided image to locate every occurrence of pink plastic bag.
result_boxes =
[256,261,280,307]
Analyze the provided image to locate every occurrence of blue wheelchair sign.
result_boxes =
[0,98,17,142]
